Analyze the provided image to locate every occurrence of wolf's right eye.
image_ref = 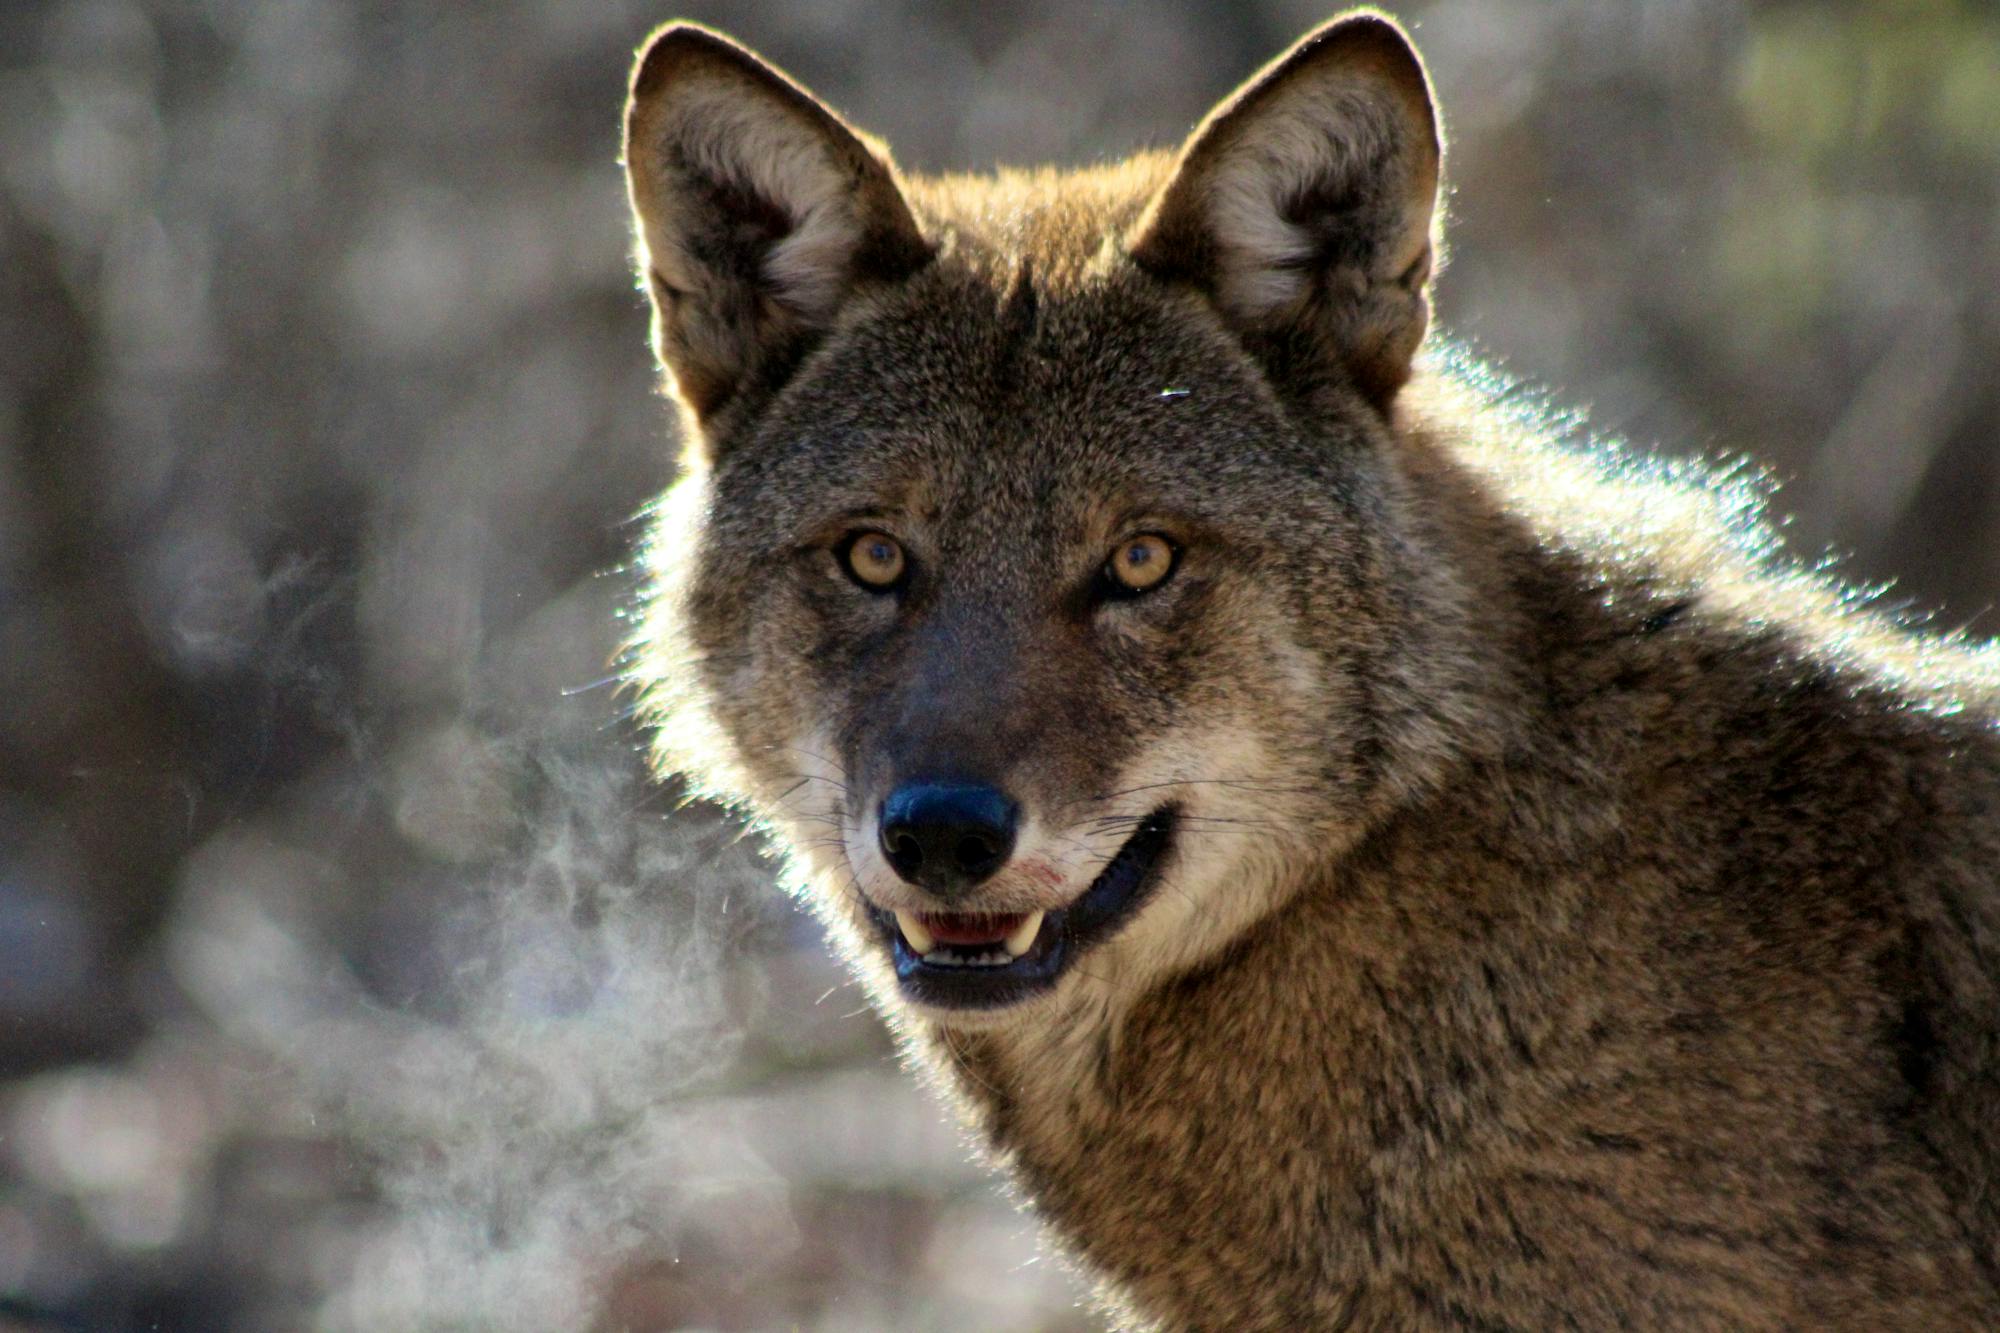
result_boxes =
[1103,533,1178,596]
[841,531,907,591]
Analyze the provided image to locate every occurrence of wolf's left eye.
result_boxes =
[842,531,907,591]
[1104,533,1178,596]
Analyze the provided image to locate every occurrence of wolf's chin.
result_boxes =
[867,806,1179,1012]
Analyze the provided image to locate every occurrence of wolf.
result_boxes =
[619,11,2000,1328]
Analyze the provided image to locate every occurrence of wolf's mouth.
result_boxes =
[872,806,1177,1010]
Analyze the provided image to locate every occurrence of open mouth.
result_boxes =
[872,806,1177,1010]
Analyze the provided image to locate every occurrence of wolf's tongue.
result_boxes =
[920,912,1028,946]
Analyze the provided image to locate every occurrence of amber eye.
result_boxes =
[1105,533,1177,595]
[843,531,907,590]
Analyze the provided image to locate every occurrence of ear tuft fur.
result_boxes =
[1130,11,1442,408]
[624,24,930,429]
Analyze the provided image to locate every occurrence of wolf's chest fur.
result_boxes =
[620,11,2000,1329]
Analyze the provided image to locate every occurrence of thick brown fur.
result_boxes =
[621,13,2000,1329]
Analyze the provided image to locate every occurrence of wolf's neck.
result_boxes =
[915,778,1613,1321]
[912,694,1649,1320]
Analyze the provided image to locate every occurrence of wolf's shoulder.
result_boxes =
[1400,355,2000,735]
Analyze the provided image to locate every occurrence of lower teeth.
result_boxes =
[922,949,1015,968]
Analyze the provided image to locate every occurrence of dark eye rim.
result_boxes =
[838,529,910,593]
[1098,532,1181,600]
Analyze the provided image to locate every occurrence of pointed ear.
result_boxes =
[623,24,931,429]
[1129,12,1441,408]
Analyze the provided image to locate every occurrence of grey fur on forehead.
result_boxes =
[720,265,1379,536]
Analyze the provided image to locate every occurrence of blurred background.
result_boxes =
[1,0,1995,1328]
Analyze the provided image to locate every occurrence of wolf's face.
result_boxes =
[672,275,1397,1021]
[626,15,1445,1027]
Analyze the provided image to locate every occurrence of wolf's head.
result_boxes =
[624,13,1474,1029]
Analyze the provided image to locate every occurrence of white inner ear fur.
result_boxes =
[1202,85,1427,324]
[641,78,865,321]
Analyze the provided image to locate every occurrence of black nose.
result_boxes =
[878,781,1019,895]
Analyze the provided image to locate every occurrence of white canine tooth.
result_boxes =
[1003,910,1045,958]
[896,911,936,955]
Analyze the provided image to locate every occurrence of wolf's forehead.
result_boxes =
[719,265,1346,554]
[782,274,1279,455]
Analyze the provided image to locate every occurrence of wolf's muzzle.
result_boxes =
[873,805,1178,1011]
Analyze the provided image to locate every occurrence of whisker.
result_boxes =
[1061,776,1318,810]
